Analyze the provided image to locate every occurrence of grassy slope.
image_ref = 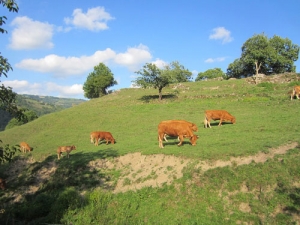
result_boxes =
[1,76,300,224]
[0,77,299,160]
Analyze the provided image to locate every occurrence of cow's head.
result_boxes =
[71,145,76,150]
[190,135,199,146]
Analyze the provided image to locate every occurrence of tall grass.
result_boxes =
[0,75,300,224]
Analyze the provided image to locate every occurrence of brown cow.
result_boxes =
[290,86,300,100]
[20,142,32,153]
[205,110,236,128]
[57,145,76,159]
[0,178,6,190]
[162,120,198,142]
[90,131,115,146]
[158,120,199,148]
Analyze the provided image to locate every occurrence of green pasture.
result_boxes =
[0,75,300,224]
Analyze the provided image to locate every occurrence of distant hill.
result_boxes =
[0,94,86,131]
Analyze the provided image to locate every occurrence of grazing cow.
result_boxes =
[290,86,300,100]
[20,142,32,153]
[0,178,6,190]
[90,131,115,146]
[205,110,236,128]
[57,145,76,159]
[162,120,198,142]
[158,120,199,148]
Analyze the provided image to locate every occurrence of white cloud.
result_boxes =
[2,80,83,98]
[16,45,152,76]
[9,16,54,50]
[151,58,168,69]
[64,7,114,31]
[114,44,152,71]
[209,27,233,44]
[204,57,226,63]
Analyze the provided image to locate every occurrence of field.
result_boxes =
[0,74,300,224]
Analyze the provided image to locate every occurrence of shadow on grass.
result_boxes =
[139,94,177,103]
[0,148,120,224]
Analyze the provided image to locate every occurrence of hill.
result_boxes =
[0,73,300,224]
[0,94,86,131]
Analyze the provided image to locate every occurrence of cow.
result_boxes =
[0,178,6,190]
[290,86,300,100]
[90,131,115,146]
[204,110,236,128]
[158,120,199,148]
[57,145,76,159]
[20,142,32,153]
[162,120,198,142]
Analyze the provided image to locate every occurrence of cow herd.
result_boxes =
[15,84,300,160]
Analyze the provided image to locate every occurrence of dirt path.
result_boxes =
[103,142,298,193]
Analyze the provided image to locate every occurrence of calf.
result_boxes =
[57,145,76,159]
[20,142,32,153]
[0,178,6,190]
[158,120,199,148]
[205,110,236,128]
[90,131,115,146]
[290,86,300,100]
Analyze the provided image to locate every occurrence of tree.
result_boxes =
[0,0,24,164]
[164,61,193,83]
[134,61,192,100]
[83,63,117,99]
[226,34,300,79]
[134,63,168,100]
[195,68,225,81]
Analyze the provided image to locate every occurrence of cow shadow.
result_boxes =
[139,94,177,103]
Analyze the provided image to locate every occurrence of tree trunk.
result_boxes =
[158,88,162,100]
[254,61,262,84]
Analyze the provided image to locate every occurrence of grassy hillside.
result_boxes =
[0,74,300,224]
[0,94,86,131]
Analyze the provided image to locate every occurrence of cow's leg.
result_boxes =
[106,139,109,145]
[158,134,164,148]
[218,119,223,126]
[177,135,183,146]
[207,119,212,128]
[163,134,168,142]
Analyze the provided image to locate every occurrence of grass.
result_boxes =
[0,74,300,224]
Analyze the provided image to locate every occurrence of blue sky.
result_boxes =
[1,0,300,99]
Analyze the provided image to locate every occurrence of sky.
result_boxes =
[1,0,300,99]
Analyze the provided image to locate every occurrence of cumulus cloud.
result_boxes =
[64,6,114,31]
[204,57,226,63]
[2,80,83,98]
[114,44,152,71]
[151,58,168,69]
[209,27,233,44]
[16,45,152,77]
[9,16,54,50]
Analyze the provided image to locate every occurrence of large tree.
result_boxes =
[195,68,225,81]
[227,34,300,79]
[83,63,117,99]
[134,61,193,100]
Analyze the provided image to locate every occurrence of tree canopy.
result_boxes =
[134,61,192,100]
[227,34,300,78]
[83,63,117,99]
[195,68,225,81]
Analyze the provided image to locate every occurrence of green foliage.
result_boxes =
[227,34,300,78]
[195,68,225,81]
[0,140,19,164]
[83,63,117,99]
[5,109,38,130]
[134,61,192,100]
